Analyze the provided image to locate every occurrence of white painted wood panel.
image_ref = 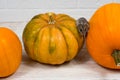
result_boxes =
[0,0,6,8]
[6,0,77,9]
[0,9,96,22]
[0,0,118,22]
[77,0,114,8]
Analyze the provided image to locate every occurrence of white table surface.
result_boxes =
[0,22,120,80]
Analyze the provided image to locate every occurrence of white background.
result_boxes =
[0,0,119,40]
[0,0,119,22]
[1,1,120,80]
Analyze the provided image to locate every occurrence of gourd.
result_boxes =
[23,12,85,65]
[86,3,120,69]
[0,27,22,77]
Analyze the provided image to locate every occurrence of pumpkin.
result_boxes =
[23,12,84,65]
[86,3,120,69]
[0,27,22,77]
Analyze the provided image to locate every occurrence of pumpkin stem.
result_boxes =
[48,12,56,24]
[76,17,89,38]
[112,50,120,66]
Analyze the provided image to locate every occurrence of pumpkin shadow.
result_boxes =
[22,50,69,69]
[74,45,91,64]
[83,62,120,79]
[22,50,40,67]
[75,46,120,79]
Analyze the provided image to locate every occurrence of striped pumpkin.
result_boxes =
[23,12,83,65]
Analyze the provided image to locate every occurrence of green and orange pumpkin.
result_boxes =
[23,12,84,65]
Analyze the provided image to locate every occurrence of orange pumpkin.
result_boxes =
[0,27,22,77]
[86,3,120,69]
[23,12,84,65]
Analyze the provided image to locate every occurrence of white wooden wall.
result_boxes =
[0,0,120,41]
[0,0,119,22]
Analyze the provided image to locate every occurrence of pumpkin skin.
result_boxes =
[23,13,83,65]
[0,27,22,77]
[86,3,120,69]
